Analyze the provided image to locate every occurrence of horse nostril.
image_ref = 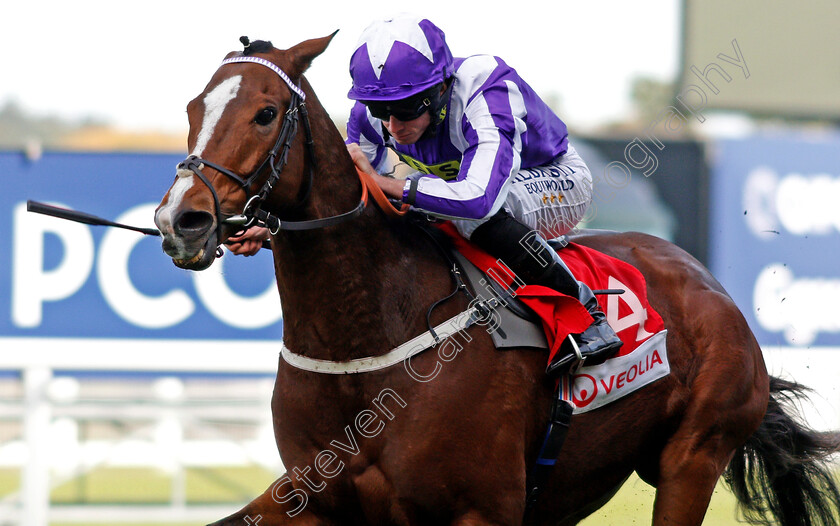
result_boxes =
[173,210,214,238]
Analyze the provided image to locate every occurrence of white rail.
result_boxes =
[0,337,281,526]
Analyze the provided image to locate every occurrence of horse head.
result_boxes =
[154,34,336,270]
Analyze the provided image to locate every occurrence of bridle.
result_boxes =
[176,55,369,251]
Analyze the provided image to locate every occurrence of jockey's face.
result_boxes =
[382,111,432,144]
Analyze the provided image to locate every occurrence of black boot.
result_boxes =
[470,211,622,375]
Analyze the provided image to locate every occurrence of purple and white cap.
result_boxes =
[348,15,453,102]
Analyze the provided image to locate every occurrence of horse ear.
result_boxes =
[286,30,339,78]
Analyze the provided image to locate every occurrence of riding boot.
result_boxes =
[470,210,622,375]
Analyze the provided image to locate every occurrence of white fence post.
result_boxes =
[22,366,52,526]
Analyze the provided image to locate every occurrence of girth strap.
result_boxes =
[280,300,492,374]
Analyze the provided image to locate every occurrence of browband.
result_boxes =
[220,56,306,100]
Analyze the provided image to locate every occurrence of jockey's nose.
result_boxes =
[172,210,215,240]
[387,115,405,130]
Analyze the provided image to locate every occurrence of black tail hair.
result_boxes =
[725,376,840,526]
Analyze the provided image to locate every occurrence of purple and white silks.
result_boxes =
[346,55,570,221]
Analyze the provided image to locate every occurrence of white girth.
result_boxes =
[280,304,486,374]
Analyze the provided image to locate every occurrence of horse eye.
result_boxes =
[255,107,278,126]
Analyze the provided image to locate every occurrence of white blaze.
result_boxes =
[155,75,242,247]
[193,75,242,157]
[155,175,195,256]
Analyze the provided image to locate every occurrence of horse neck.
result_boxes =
[269,93,445,361]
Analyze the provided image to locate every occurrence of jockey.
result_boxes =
[346,14,622,375]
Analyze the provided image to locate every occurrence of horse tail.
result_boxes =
[724,376,840,526]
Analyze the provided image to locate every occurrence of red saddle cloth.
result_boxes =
[436,223,665,365]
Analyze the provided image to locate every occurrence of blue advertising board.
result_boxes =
[709,133,840,348]
[0,151,282,343]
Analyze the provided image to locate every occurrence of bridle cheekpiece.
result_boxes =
[176,54,367,250]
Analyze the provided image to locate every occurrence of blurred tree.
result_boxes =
[542,91,564,117]
[0,100,91,148]
[0,100,188,152]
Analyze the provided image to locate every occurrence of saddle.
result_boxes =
[429,221,665,363]
[453,247,550,351]
[453,234,630,353]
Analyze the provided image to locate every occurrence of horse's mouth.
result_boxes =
[171,236,218,271]
[173,248,206,267]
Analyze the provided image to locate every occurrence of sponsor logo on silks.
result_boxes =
[523,178,575,195]
[561,330,669,414]
[513,163,577,183]
[437,105,447,123]
[396,152,461,180]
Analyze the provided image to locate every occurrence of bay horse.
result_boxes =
[153,34,840,525]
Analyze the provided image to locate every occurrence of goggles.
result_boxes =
[364,97,430,122]
[363,84,441,122]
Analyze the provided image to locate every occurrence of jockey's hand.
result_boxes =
[346,143,405,200]
[227,226,269,256]
[346,142,376,176]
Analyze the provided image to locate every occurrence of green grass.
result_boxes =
[7,466,741,525]
[582,471,840,525]
[51,467,171,504]
[183,466,277,504]
[580,473,742,525]
[46,474,743,526]
[1,466,836,525]
[0,467,19,495]
[49,466,277,504]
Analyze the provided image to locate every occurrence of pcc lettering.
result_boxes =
[11,202,280,330]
